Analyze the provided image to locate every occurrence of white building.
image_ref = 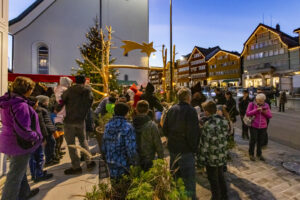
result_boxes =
[0,0,8,177]
[9,0,149,84]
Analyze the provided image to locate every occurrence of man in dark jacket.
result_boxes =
[62,75,95,175]
[133,100,164,171]
[163,87,200,200]
[140,82,163,112]
[214,88,226,105]
[36,95,58,166]
[238,90,251,139]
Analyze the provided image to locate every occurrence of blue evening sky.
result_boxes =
[8,0,300,68]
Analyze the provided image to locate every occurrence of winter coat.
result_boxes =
[197,115,229,167]
[101,116,137,179]
[62,84,93,124]
[225,98,239,123]
[214,93,226,105]
[37,105,56,136]
[36,108,48,140]
[133,115,164,170]
[238,96,251,116]
[0,93,43,156]
[140,83,163,112]
[279,92,287,104]
[94,97,109,116]
[246,102,272,129]
[163,102,200,154]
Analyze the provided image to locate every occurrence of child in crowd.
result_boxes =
[133,100,164,171]
[50,105,65,160]
[36,95,58,166]
[28,97,53,182]
[197,101,229,200]
[101,103,137,180]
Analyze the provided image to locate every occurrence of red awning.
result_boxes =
[8,73,76,83]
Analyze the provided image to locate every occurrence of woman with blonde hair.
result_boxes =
[0,77,43,200]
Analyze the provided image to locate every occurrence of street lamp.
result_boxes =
[170,0,173,101]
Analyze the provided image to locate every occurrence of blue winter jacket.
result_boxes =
[101,116,137,179]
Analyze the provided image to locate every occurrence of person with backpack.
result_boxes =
[0,77,42,200]
[133,100,164,171]
[246,93,272,162]
[197,101,229,200]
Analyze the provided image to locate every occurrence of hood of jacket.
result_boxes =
[146,82,155,94]
[59,77,73,88]
[133,115,151,133]
[105,116,132,136]
[0,92,28,109]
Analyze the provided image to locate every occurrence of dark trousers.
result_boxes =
[206,165,228,200]
[45,134,56,163]
[170,152,196,200]
[249,128,266,157]
[240,115,249,139]
[2,154,31,200]
[279,103,285,112]
[55,136,64,157]
[29,145,44,179]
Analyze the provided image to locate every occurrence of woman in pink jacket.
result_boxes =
[246,93,272,162]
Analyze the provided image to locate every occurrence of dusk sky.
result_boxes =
[9,0,300,67]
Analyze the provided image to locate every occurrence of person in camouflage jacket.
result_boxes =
[197,101,229,200]
[101,103,137,179]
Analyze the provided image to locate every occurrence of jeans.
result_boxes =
[64,122,91,169]
[240,115,249,139]
[249,127,266,157]
[29,145,44,179]
[45,134,56,163]
[170,152,196,200]
[206,166,228,200]
[2,154,31,200]
[279,103,285,112]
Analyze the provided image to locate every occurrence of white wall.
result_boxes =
[11,0,149,84]
[0,0,8,176]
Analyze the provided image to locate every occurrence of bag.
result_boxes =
[10,106,35,150]
[243,115,255,127]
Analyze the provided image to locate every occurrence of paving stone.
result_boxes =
[282,184,300,197]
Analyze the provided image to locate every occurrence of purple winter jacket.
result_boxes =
[246,102,272,129]
[0,93,43,156]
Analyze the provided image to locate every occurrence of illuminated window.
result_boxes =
[274,49,279,56]
[269,50,274,56]
[279,48,284,54]
[38,46,49,74]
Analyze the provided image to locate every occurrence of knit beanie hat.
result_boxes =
[60,77,73,88]
[36,95,50,104]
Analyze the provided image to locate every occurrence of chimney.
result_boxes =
[276,24,280,31]
[294,28,300,45]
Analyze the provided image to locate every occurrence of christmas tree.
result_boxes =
[75,18,120,100]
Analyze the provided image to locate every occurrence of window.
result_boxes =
[274,49,279,56]
[259,43,263,48]
[255,44,259,49]
[124,74,129,81]
[250,44,255,50]
[38,46,49,74]
[247,55,251,60]
[269,50,274,56]
[259,52,264,59]
[279,48,284,54]
[255,53,259,59]
[251,54,255,60]
[264,51,269,57]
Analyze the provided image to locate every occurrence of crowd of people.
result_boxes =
[0,75,274,200]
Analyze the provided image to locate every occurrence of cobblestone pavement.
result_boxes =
[196,128,300,200]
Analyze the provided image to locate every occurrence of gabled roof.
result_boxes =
[241,23,299,55]
[207,49,240,62]
[188,46,220,61]
[294,28,300,33]
[9,0,44,26]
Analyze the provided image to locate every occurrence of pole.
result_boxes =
[170,0,173,101]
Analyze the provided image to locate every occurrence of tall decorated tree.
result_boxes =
[75,18,120,100]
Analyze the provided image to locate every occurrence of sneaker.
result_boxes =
[258,156,266,161]
[87,161,96,171]
[64,167,82,175]
[249,155,256,161]
[26,188,39,199]
[34,173,53,183]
